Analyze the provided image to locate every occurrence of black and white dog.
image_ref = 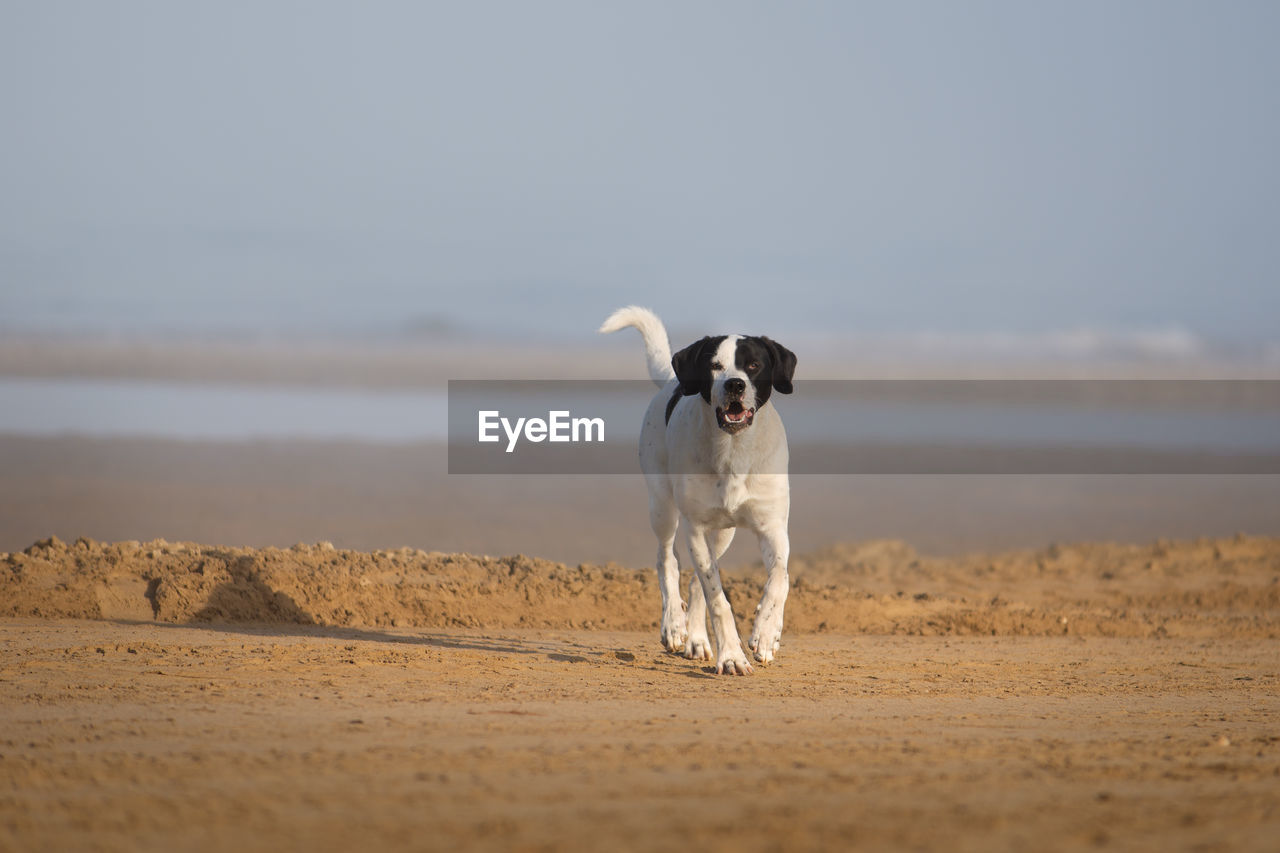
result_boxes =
[600,306,796,675]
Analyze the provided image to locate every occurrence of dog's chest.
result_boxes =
[680,473,753,527]
[715,474,751,516]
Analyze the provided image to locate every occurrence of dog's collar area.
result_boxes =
[715,401,755,433]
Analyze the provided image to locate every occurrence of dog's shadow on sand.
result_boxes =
[121,568,718,678]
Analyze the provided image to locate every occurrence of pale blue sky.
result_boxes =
[2,2,1277,345]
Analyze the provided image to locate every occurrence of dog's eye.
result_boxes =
[747,361,761,373]
[710,361,724,371]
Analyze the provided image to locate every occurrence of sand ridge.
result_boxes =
[3,534,1277,639]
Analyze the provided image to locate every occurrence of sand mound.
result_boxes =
[3,535,1277,638]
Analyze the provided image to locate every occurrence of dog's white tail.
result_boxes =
[598,305,674,388]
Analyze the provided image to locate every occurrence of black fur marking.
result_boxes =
[735,336,798,409]
[670,335,726,403]
[664,388,681,424]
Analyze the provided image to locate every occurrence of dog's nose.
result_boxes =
[724,378,746,396]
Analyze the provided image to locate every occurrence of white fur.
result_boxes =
[601,308,791,676]
[599,306,673,387]
[707,335,760,420]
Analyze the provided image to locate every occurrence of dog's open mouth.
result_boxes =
[716,401,755,432]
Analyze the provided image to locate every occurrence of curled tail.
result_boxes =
[598,305,674,388]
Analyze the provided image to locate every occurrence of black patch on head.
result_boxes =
[670,335,726,403]
[736,336,797,409]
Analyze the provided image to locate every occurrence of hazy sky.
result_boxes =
[2,2,1277,344]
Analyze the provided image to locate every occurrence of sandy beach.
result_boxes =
[3,342,1279,851]
[3,534,1279,851]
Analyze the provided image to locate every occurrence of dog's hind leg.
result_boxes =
[684,574,709,661]
[649,495,687,653]
[685,528,734,661]
[684,525,752,675]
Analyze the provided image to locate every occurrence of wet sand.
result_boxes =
[4,434,1280,566]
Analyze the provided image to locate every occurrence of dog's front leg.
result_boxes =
[684,525,752,675]
[749,524,790,664]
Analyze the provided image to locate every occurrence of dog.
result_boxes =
[600,306,796,675]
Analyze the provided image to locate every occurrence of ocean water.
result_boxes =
[0,377,449,442]
[4,377,1278,458]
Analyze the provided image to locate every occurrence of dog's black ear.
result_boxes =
[760,337,797,394]
[671,336,715,399]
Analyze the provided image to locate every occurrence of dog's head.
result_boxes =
[671,334,797,434]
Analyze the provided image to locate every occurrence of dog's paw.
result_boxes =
[715,644,754,676]
[684,635,712,661]
[748,632,782,664]
[660,624,687,654]
[748,618,783,663]
[660,606,688,653]
[749,602,785,664]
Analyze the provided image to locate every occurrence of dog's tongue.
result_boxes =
[724,403,750,423]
